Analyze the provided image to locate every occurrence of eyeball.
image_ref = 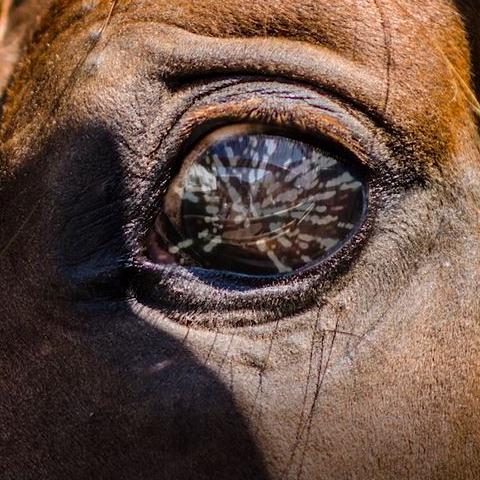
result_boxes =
[152,124,368,276]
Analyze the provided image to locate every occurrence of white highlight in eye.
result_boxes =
[185,164,217,192]
[206,205,220,215]
[284,164,308,183]
[298,233,315,242]
[183,191,200,204]
[311,214,339,226]
[312,191,336,201]
[265,139,277,156]
[316,237,339,249]
[203,236,223,253]
[169,239,194,254]
[266,251,291,273]
[277,237,293,248]
[325,172,354,188]
[340,180,363,191]
[312,151,337,169]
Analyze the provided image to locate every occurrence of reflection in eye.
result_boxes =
[152,125,367,276]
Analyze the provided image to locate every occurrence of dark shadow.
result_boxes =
[0,123,271,479]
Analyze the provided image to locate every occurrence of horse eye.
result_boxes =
[149,124,368,277]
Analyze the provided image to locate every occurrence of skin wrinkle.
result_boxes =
[0,1,480,480]
[0,21,458,172]
[124,0,468,144]
[0,2,460,139]
[0,0,475,124]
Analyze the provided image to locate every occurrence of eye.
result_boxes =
[148,124,368,277]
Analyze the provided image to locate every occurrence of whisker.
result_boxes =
[280,301,321,479]
[203,327,219,367]
[48,0,120,116]
[372,0,393,114]
[297,313,339,479]
[99,0,119,38]
[250,315,281,433]
[217,329,236,374]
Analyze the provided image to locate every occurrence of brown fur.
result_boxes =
[0,1,480,479]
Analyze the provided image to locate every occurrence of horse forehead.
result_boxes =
[44,0,465,61]
[110,0,471,125]
[93,2,473,131]
[128,0,465,50]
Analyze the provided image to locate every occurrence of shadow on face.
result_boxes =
[0,124,271,479]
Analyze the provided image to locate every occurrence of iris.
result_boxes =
[154,125,367,276]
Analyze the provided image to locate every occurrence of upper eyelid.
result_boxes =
[157,81,387,173]
[164,74,410,162]
[97,24,414,162]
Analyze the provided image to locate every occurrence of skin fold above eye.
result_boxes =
[150,124,368,276]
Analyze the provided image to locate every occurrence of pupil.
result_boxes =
[162,125,367,276]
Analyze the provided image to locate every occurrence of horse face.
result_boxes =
[1,1,479,478]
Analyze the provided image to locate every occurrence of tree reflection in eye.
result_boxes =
[153,124,367,276]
